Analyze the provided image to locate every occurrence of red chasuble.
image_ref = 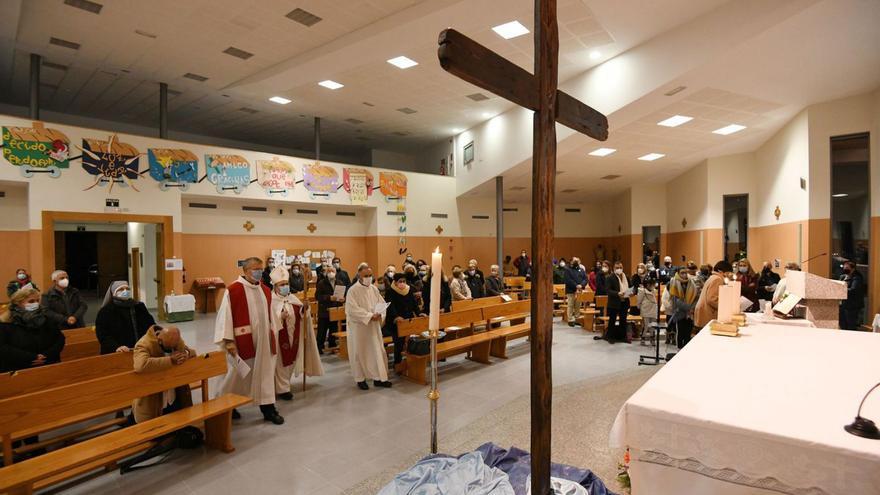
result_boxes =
[278,303,303,367]
[227,280,275,360]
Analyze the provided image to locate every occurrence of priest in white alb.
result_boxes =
[345,263,392,390]
[269,265,324,401]
[214,257,285,424]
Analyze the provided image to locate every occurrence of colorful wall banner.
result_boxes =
[80,134,141,191]
[257,157,295,196]
[302,162,339,196]
[379,171,407,198]
[206,154,250,194]
[348,172,369,205]
[343,167,373,196]
[1,122,70,178]
[148,148,198,190]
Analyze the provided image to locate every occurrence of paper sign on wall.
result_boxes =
[206,154,250,194]
[1,121,70,178]
[257,157,295,196]
[164,258,184,271]
[348,172,369,205]
[148,148,198,191]
[80,135,141,192]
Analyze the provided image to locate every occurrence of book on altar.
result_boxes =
[333,285,346,300]
[718,281,741,323]
[772,292,802,317]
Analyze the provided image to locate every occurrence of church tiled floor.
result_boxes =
[62,313,652,494]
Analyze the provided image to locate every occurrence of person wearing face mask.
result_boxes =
[449,266,472,301]
[756,261,781,302]
[735,258,759,312]
[685,261,703,294]
[403,264,424,307]
[564,257,588,327]
[315,265,346,353]
[839,260,865,330]
[345,264,392,390]
[332,257,352,288]
[658,256,675,285]
[695,260,733,328]
[485,265,504,297]
[513,250,531,277]
[385,273,426,367]
[553,258,567,284]
[465,260,485,299]
[630,263,648,292]
[772,262,800,305]
[422,266,452,314]
[403,254,415,267]
[595,260,610,296]
[288,263,306,294]
[665,268,698,349]
[41,270,88,329]
[7,268,38,297]
[214,257,285,425]
[599,261,631,343]
[261,257,276,289]
[380,265,396,298]
[588,262,599,292]
[95,281,155,354]
[0,287,65,372]
[131,325,196,423]
[270,266,323,401]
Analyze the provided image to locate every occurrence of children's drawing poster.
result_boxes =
[257,157,295,195]
[206,154,250,194]
[348,172,368,205]
[302,162,339,196]
[80,135,141,191]
[1,121,70,177]
[343,167,373,196]
[379,171,407,198]
[148,148,198,190]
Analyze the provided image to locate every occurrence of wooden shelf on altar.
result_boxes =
[191,277,226,314]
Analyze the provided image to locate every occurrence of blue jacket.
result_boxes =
[563,266,588,294]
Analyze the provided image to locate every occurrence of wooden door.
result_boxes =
[155,225,166,320]
[131,247,141,302]
[95,232,128,296]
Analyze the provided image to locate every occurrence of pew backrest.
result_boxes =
[328,306,346,322]
[481,300,530,321]
[60,326,100,361]
[452,295,509,312]
[0,352,133,399]
[396,308,484,338]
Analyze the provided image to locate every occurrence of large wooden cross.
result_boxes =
[437,1,608,494]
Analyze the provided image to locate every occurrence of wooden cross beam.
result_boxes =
[437,2,608,494]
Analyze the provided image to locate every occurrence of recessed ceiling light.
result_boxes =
[387,56,418,69]
[482,112,493,118]
[318,80,344,90]
[588,147,616,157]
[492,21,530,39]
[638,153,665,161]
[713,124,746,135]
[832,193,849,198]
[657,115,693,127]
[269,96,291,105]
[452,128,463,133]
[589,50,601,60]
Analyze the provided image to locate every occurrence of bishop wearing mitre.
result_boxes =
[214,257,284,424]
[270,265,324,401]
[345,263,392,390]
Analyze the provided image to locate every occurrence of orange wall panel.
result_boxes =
[0,231,32,302]
[666,231,702,265]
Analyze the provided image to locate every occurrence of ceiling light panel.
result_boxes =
[387,56,418,69]
[657,115,693,127]
[269,96,291,105]
[49,37,80,50]
[492,21,530,39]
[638,153,665,161]
[318,80,344,90]
[712,124,747,135]
[588,147,616,157]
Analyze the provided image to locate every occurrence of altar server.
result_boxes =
[270,266,323,401]
[345,264,392,390]
[214,257,284,424]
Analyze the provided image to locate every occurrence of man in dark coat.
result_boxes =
[315,265,346,352]
[41,270,88,329]
[465,259,486,299]
[839,260,866,330]
[384,273,425,366]
[563,258,588,327]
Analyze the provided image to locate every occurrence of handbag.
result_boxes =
[406,337,431,355]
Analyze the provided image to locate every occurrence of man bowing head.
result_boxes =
[214,257,284,424]
[345,263,392,390]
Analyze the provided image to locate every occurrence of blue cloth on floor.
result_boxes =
[475,443,617,495]
[377,450,515,495]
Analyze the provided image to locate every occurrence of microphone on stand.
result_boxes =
[800,252,827,266]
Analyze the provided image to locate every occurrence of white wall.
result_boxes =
[666,160,709,232]
[754,110,810,226]
[0,183,28,231]
[371,149,418,173]
[706,152,757,227]
[125,222,158,309]
[629,183,667,234]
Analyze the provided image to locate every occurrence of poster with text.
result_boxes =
[257,157,295,195]
[348,172,368,205]
[81,135,141,191]
[2,121,70,178]
[343,167,373,195]
[206,154,250,194]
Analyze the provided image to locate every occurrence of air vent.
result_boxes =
[188,202,217,209]
[561,189,578,193]
[510,186,526,191]
[99,70,118,77]
[49,37,81,50]
[362,101,375,107]
[664,86,687,97]
[503,208,518,212]
[286,7,322,27]
[0,191,6,198]
[223,46,254,60]
[134,29,158,39]
[238,107,259,114]
[387,211,405,216]
[356,136,371,141]
[345,118,364,125]
[396,107,417,114]
[42,61,68,71]
[466,93,489,101]
[600,174,620,180]
[296,209,318,215]
[472,215,490,220]
[392,131,409,136]
[336,211,356,217]
[430,213,448,219]
[242,206,267,212]
[40,83,60,91]
[64,0,103,14]
[183,72,208,82]
[166,88,182,97]
[564,208,581,213]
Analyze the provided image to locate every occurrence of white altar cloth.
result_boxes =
[611,323,880,495]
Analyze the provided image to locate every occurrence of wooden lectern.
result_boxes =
[192,277,225,314]
[783,271,846,328]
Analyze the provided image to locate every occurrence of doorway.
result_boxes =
[641,226,660,266]
[723,195,749,262]
[830,133,870,323]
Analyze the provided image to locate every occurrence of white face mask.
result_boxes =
[601,267,609,273]
[326,273,336,280]
[17,273,26,281]
[614,268,623,275]
[292,268,301,276]
[24,302,39,312]
[361,276,373,286]
[739,266,748,273]
[58,278,70,288]
[559,262,566,267]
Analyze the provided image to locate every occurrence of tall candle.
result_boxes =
[429,247,442,331]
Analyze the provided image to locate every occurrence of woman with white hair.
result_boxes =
[41,270,88,329]
[95,281,155,354]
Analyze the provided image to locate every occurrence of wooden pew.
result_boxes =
[328,306,395,360]
[0,351,249,494]
[484,300,532,359]
[0,352,133,400]
[396,308,491,385]
[451,294,517,312]
[60,326,100,361]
